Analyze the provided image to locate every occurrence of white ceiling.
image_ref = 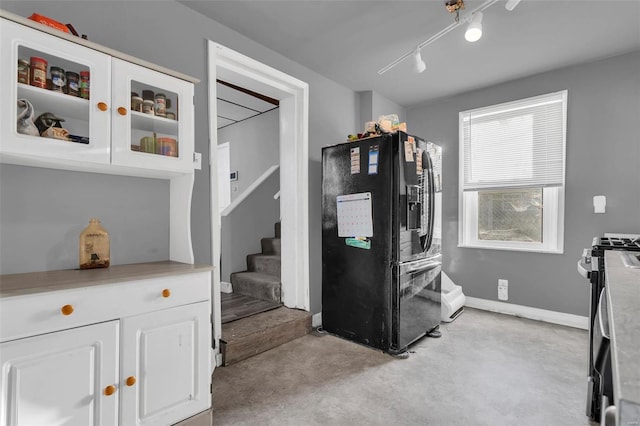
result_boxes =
[183,0,640,108]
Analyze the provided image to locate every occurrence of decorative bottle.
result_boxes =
[79,218,110,269]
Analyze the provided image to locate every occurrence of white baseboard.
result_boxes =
[214,352,223,368]
[220,281,232,294]
[465,297,588,330]
[312,312,322,328]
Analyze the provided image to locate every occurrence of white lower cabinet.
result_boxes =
[120,302,210,426]
[0,321,119,426]
[0,264,213,426]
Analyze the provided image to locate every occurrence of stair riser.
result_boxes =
[261,238,281,255]
[221,316,311,365]
[230,272,281,303]
[231,279,281,303]
[247,255,281,277]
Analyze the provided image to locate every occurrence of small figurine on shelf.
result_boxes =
[16,99,39,136]
[35,112,70,141]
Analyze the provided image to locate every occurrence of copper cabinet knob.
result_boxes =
[126,376,136,387]
[162,289,171,298]
[117,106,127,116]
[97,102,108,111]
[104,385,116,396]
[61,304,74,316]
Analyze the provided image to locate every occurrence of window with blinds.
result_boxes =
[458,91,567,253]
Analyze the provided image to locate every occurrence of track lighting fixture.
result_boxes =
[413,49,426,73]
[464,12,483,42]
[378,0,522,75]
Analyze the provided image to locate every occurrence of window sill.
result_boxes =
[457,243,564,255]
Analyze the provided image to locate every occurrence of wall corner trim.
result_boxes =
[465,297,588,330]
[312,312,322,328]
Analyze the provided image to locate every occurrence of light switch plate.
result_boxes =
[193,152,202,170]
[593,195,606,213]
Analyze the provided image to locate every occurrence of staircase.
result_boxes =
[221,222,311,365]
[230,222,282,303]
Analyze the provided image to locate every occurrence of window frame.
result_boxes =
[457,91,567,254]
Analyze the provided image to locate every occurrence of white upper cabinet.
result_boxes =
[0,19,111,165]
[111,58,194,174]
[0,16,196,177]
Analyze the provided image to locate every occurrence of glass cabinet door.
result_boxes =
[0,19,111,164]
[111,58,194,174]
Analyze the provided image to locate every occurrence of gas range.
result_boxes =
[579,236,640,277]
[592,236,640,252]
[578,233,640,421]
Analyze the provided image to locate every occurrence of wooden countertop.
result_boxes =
[605,251,640,424]
[0,261,213,298]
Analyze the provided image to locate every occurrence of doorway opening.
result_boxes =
[207,41,310,350]
[216,81,281,321]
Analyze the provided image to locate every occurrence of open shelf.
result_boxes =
[130,110,178,134]
[18,83,89,122]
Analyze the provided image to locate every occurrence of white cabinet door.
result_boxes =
[0,19,111,165]
[120,302,210,426]
[111,58,194,174]
[0,321,119,426]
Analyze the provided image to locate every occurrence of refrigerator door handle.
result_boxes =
[401,255,442,274]
[419,151,435,253]
[426,153,435,249]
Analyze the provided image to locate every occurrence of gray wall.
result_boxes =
[0,165,169,274]
[1,1,358,314]
[217,109,280,282]
[220,170,280,283]
[357,90,407,133]
[5,2,630,316]
[371,91,407,125]
[407,51,640,316]
[217,109,279,202]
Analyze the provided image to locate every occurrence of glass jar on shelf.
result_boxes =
[79,218,110,269]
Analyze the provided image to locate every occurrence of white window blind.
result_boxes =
[461,91,567,191]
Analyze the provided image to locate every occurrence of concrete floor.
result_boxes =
[209,308,597,426]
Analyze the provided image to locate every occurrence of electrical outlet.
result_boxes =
[498,279,508,301]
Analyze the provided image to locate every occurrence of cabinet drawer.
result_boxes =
[0,271,211,342]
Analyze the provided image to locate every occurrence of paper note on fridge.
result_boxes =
[404,140,414,162]
[350,147,360,174]
[368,145,379,175]
[336,192,373,237]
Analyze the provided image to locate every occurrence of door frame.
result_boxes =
[207,41,310,344]
[216,142,231,213]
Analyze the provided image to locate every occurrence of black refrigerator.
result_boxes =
[321,131,442,354]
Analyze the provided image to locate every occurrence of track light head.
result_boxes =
[378,0,514,75]
[505,0,521,11]
[413,49,426,73]
[464,11,483,42]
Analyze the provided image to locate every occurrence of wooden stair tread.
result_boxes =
[221,306,310,341]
